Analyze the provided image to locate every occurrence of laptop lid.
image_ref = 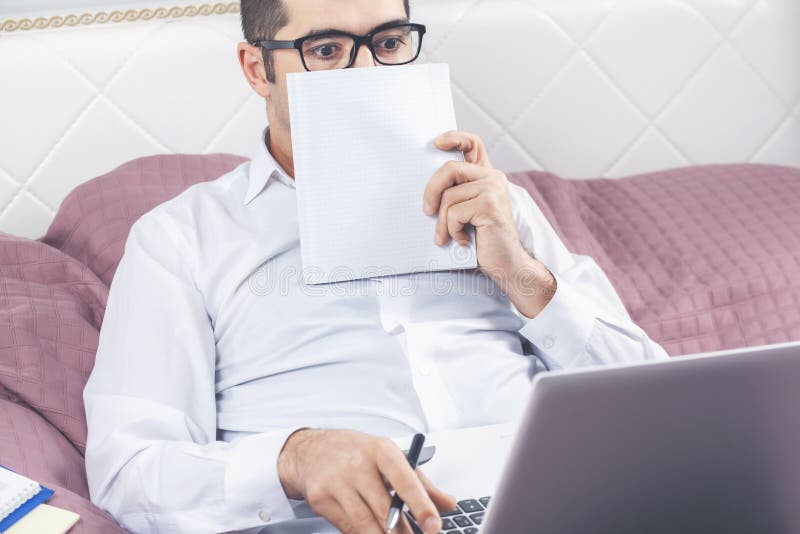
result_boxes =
[482,342,800,534]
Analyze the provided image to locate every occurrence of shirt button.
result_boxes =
[419,365,431,376]
[542,336,555,349]
[258,508,271,522]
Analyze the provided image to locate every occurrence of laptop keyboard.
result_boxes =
[438,496,490,534]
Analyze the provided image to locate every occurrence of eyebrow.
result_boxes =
[304,18,410,39]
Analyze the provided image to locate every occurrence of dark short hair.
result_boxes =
[241,0,411,83]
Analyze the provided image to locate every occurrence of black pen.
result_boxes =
[385,433,425,533]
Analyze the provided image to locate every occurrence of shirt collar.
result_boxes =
[243,129,295,205]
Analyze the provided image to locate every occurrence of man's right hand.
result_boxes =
[277,428,457,534]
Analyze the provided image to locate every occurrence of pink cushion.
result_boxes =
[41,154,247,285]
[0,398,89,497]
[0,235,107,452]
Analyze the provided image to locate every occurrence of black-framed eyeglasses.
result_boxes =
[254,21,426,72]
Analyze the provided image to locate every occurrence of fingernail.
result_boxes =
[424,516,441,533]
[423,201,432,215]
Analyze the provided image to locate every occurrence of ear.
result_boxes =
[237,42,271,99]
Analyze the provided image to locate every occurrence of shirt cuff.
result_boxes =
[224,427,304,526]
[518,272,598,370]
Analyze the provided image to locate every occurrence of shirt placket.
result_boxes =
[377,275,462,432]
[401,321,461,431]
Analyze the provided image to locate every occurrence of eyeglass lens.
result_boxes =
[300,25,421,70]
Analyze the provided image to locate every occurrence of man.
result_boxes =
[84,1,668,533]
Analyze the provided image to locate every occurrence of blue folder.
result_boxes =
[0,465,54,533]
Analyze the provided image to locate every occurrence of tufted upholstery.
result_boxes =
[0,0,798,239]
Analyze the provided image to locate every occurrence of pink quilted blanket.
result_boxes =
[510,164,800,355]
[0,155,797,532]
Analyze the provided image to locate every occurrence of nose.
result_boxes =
[351,42,377,68]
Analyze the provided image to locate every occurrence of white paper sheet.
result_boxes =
[287,63,477,285]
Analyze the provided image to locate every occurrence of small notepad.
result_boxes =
[287,63,477,285]
[5,504,80,534]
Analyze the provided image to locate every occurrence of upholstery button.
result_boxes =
[258,508,271,522]
[542,336,555,349]
[419,365,431,376]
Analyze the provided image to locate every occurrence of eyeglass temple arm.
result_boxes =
[256,40,297,51]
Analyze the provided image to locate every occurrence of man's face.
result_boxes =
[267,0,409,135]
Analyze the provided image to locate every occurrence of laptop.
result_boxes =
[263,341,800,534]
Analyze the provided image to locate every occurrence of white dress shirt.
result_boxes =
[84,132,667,533]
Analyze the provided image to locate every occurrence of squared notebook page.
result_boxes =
[287,63,476,285]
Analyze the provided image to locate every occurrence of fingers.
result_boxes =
[415,468,457,513]
[400,511,424,534]
[434,130,492,167]
[312,492,382,534]
[338,489,386,534]
[357,469,394,529]
[376,442,442,534]
[444,198,478,247]
[434,182,482,246]
[423,160,491,217]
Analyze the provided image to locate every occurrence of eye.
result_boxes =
[310,43,341,59]
[377,36,406,51]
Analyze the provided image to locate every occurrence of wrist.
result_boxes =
[501,254,557,319]
[278,427,317,499]
[483,243,535,289]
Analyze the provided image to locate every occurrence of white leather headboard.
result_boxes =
[1,0,798,238]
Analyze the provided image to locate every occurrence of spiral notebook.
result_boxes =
[0,465,54,531]
[287,63,477,285]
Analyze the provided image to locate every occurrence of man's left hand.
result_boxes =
[424,130,556,318]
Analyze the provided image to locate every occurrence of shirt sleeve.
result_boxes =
[83,210,303,533]
[506,182,669,370]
